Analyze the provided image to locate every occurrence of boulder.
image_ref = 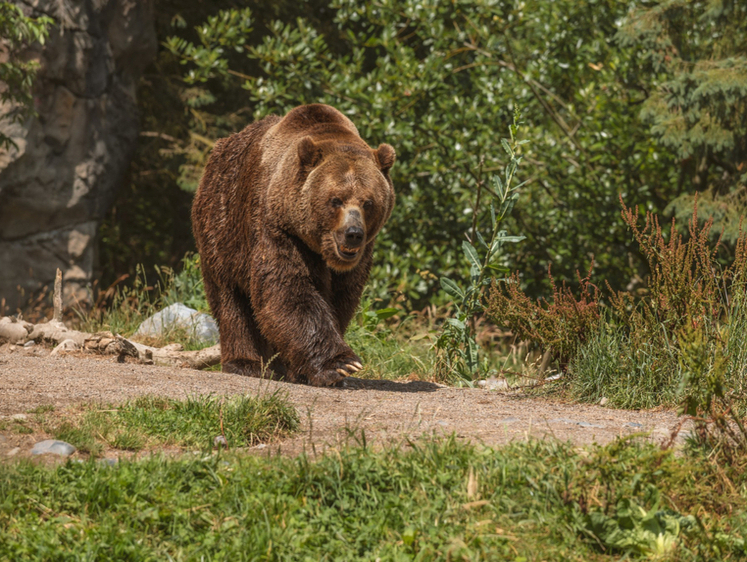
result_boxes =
[135,303,219,344]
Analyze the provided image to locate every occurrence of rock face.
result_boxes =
[0,0,156,310]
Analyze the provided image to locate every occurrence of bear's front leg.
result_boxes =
[250,234,363,386]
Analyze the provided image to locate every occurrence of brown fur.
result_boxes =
[192,104,395,386]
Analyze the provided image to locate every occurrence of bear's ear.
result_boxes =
[376,144,396,174]
[298,137,322,170]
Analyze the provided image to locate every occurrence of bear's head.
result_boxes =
[295,137,395,272]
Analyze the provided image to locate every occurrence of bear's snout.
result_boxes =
[334,207,366,262]
[344,226,364,248]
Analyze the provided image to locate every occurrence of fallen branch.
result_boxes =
[0,270,221,369]
[1,318,221,370]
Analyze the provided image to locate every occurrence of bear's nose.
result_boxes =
[344,226,364,247]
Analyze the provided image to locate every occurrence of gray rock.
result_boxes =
[98,458,118,467]
[213,435,228,447]
[0,0,157,309]
[31,440,77,456]
[135,303,219,344]
[501,417,520,424]
[625,422,644,429]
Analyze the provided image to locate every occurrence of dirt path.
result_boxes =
[0,350,688,459]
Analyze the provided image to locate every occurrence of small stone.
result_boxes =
[98,458,118,467]
[6,447,20,457]
[599,397,608,406]
[214,435,228,447]
[31,440,77,456]
[252,443,267,450]
[545,373,563,381]
[501,417,520,424]
[51,339,79,356]
[477,377,509,391]
[625,422,644,429]
[10,413,28,421]
[577,421,605,429]
[23,340,35,348]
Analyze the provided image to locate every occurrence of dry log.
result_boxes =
[27,319,89,347]
[129,341,221,370]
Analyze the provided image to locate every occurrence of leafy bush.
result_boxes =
[0,3,53,150]
[158,0,692,306]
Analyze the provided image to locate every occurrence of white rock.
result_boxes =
[477,377,509,391]
[10,413,28,421]
[134,303,218,344]
[51,339,80,355]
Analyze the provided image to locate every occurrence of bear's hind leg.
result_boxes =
[218,287,272,378]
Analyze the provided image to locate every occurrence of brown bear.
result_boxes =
[192,104,396,386]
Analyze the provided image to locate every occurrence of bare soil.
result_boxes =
[0,346,688,461]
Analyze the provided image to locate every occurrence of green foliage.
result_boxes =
[161,252,209,312]
[162,0,688,306]
[1,438,745,559]
[49,393,299,456]
[618,0,747,235]
[0,2,52,150]
[435,111,527,382]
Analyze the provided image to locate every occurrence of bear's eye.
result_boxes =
[363,200,373,211]
[330,197,343,208]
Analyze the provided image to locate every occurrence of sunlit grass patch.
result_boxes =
[45,392,299,456]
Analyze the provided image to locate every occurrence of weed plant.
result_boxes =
[488,262,601,371]
[0,437,744,560]
[46,393,299,456]
[436,110,528,384]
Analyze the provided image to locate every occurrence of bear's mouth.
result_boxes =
[337,244,361,261]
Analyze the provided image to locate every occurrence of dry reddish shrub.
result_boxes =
[487,262,601,369]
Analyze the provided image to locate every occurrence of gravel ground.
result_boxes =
[0,349,689,459]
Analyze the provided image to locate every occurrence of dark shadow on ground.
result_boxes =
[336,377,441,393]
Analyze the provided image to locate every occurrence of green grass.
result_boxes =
[0,437,744,560]
[345,299,436,381]
[46,393,299,457]
[570,295,747,410]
